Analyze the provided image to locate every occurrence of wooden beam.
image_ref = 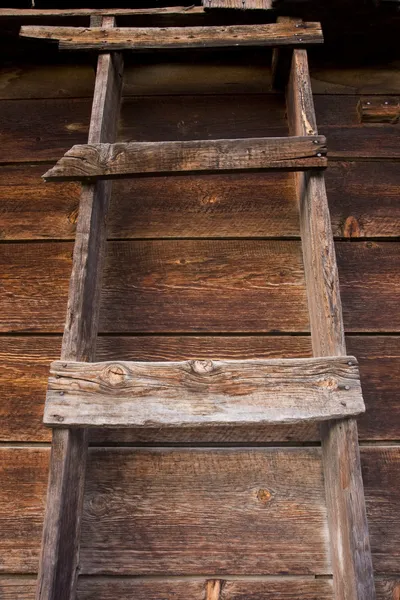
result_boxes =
[203,0,272,8]
[0,7,205,18]
[20,22,324,51]
[42,136,327,181]
[44,356,365,428]
[358,97,400,123]
[286,49,376,600]
[35,17,123,600]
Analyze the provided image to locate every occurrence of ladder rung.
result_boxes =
[43,136,327,181]
[45,356,364,428]
[20,22,323,51]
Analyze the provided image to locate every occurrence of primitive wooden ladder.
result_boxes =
[21,14,376,600]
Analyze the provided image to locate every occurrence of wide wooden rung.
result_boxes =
[20,22,323,51]
[44,356,365,428]
[43,136,327,181]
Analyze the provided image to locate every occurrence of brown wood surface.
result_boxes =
[1,240,399,334]
[35,16,124,600]
[1,335,399,444]
[0,7,205,18]
[1,576,399,600]
[205,0,273,8]
[1,447,399,575]
[1,63,400,100]
[43,136,327,181]
[287,49,375,600]
[2,161,400,240]
[20,23,323,51]
[358,97,400,124]
[45,356,363,428]
[0,94,398,165]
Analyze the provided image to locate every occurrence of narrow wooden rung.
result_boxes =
[42,136,327,181]
[20,22,323,51]
[44,356,365,428]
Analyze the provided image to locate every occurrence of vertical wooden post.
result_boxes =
[36,16,123,600]
[286,49,376,600]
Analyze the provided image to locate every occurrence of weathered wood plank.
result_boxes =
[2,95,400,165]
[42,136,327,181]
[358,97,400,123]
[287,49,376,600]
[1,240,399,334]
[2,161,400,240]
[1,63,400,100]
[203,0,273,8]
[1,447,399,575]
[44,356,364,428]
[35,16,123,600]
[1,575,400,600]
[1,7,205,18]
[2,335,399,443]
[20,22,323,51]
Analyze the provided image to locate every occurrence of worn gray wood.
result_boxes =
[20,22,324,51]
[203,0,272,7]
[1,6,204,17]
[44,356,364,428]
[42,136,327,181]
[286,49,376,600]
[36,16,123,600]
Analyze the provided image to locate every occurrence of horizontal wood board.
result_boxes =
[0,240,399,333]
[1,161,400,240]
[19,23,323,50]
[1,335,399,443]
[44,356,364,428]
[0,447,399,575]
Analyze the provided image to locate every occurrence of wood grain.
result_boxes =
[2,94,399,165]
[43,136,327,181]
[2,576,399,600]
[20,23,323,51]
[35,16,123,600]
[44,356,364,428]
[2,335,400,444]
[1,63,399,100]
[1,240,399,333]
[1,7,205,18]
[287,49,375,600]
[358,97,400,124]
[204,0,273,8]
[21,60,400,97]
[1,447,399,575]
[2,161,400,240]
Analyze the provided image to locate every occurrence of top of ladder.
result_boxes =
[20,21,323,51]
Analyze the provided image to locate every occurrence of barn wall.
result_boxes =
[0,51,399,599]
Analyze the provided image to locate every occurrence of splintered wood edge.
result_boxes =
[42,137,328,182]
[44,356,365,428]
[19,22,324,51]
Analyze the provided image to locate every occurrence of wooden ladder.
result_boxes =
[21,15,376,600]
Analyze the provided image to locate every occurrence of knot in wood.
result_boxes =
[257,488,272,505]
[190,360,214,374]
[102,363,128,386]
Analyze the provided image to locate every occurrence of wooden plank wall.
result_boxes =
[0,52,399,599]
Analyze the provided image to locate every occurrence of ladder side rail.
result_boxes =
[286,49,376,600]
[36,16,123,600]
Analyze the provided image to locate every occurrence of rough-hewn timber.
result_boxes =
[20,22,323,51]
[42,136,327,181]
[35,16,123,600]
[44,356,364,428]
[286,48,376,600]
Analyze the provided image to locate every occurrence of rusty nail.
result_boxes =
[62,363,67,368]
